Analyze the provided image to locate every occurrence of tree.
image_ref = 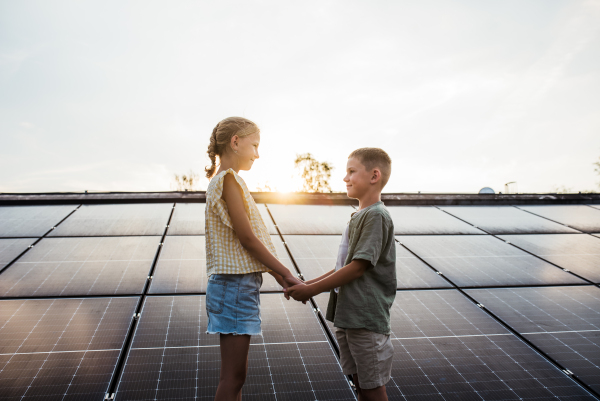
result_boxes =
[172,170,201,191]
[294,153,334,193]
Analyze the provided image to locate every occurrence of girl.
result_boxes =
[204,117,302,401]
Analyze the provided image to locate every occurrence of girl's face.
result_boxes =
[232,132,260,171]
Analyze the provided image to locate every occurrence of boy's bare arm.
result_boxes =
[222,174,301,288]
[287,260,370,302]
[304,269,335,285]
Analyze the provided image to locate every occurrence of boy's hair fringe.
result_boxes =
[205,117,260,179]
[348,147,392,189]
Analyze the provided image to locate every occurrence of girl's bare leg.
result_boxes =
[214,334,251,401]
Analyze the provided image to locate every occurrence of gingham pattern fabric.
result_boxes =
[205,168,277,276]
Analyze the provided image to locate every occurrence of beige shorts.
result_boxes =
[335,327,394,390]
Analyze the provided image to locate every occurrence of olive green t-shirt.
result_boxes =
[326,201,396,335]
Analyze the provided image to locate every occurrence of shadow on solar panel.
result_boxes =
[114,294,355,400]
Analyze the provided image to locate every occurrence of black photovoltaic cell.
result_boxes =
[259,204,278,235]
[499,234,600,283]
[267,204,354,234]
[149,235,293,294]
[439,206,579,234]
[167,203,205,235]
[49,204,172,236]
[466,286,600,394]
[519,205,600,233]
[0,297,137,400]
[0,205,77,237]
[285,235,451,289]
[388,206,484,235]
[0,238,34,270]
[0,236,159,297]
[115,295,354,400]
[400,235,585,287]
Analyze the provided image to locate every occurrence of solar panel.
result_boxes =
[149,235,293,294]
[388,290,595,399]
[115,294,355,400]
[388,206,484,234]
[466,286,600,394]
[519,205,600,233]
[258,204,278,235]
[167,203,205,235]
[49,204,173,236]
[0,205,77,237]
[399,235,586,287]
[499,234,600,283]
[439,206,579,234]
[267,204,354,234]
[0,297,137,400]
[0,236,159,297]
[0,238,34,270]
[395,242,452,289]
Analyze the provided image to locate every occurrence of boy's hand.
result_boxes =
[278,274,304,301]
[287,283,316,303]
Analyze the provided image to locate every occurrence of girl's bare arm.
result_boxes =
[222,174,301,285]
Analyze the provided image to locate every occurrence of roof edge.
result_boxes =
[0,191,598,206]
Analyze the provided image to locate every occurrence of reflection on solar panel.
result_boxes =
[519,205,600,233]
[0,297,137,400]
[150,235,292,294]
[439,206,578,234]
[115,295,355,400]
[0,236,159,297]
[399,235,585,287]
[499,234,600,283]
[0,205,76,237]
[466,286,600,394]
[267,204,354,234]
[50,204,172,236]
[167,203,205,235]
[388,206,484,234]
[0,238,33,270]
[395,242,452,289]
[258,204,278,235]
[283,235,339,281]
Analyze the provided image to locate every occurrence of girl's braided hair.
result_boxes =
[205,117,260,179]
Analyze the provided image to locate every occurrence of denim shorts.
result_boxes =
[206,272,263,336]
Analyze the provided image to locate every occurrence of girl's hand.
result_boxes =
[287,283,316,303]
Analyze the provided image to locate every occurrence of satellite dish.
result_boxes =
[479,187,495,194]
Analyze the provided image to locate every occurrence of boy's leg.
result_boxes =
[346,329,393,401]
[215,334,251,401]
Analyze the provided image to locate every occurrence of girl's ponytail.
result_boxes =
[205,124,219,179]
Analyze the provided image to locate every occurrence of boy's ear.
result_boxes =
[370,168,381,185]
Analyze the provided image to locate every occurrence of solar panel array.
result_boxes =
[1,202,600,400]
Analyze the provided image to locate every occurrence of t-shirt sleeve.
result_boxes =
[351,210,385,268]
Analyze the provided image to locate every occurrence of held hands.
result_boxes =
[286,283,316,303]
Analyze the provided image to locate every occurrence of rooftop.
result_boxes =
[1,192,599,400]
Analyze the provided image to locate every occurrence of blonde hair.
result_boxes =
[348,147,392,189]
[205,117,260,179]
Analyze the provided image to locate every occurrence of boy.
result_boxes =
[287,148,396,401]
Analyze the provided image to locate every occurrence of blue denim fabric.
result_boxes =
[206,272,263,335]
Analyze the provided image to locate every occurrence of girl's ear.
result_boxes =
[230,135,239,152]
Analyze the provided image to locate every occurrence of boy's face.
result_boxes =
[344,157,374,199]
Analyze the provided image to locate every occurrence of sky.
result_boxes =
[1,0,599,194]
